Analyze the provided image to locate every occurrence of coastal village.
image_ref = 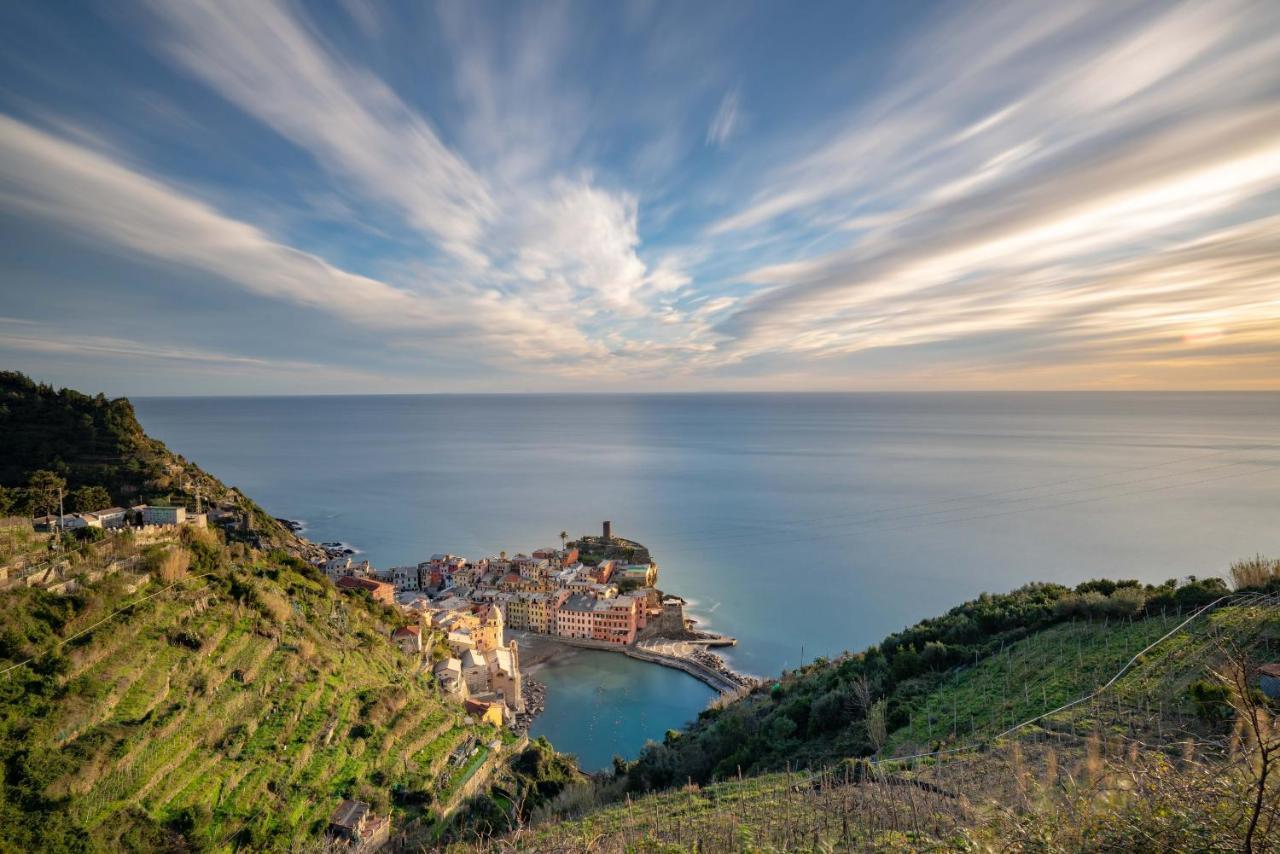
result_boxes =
[17,505,747,850]
[23,504,746,725]
[319,521,747,732]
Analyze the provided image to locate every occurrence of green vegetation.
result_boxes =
[439,736,583,846]
[0,524,495,851]
[0,371,311,558]
[880,615,1184,752]
[0,376,529,849]
[455,769,960,852]
[69,486,112,514]
[572,534,649,567]
[622,575,1248,790]
[4,372,1278,851]
[0,376,600,851]
[462,595,1279,852]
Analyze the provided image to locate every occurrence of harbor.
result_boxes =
[315,520,749,764]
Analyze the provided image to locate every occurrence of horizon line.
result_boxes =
[127,388,1280,400]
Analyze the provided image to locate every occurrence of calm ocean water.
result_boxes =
[133,393,1280,768]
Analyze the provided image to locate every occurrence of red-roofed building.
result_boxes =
[463,697,504,727]
[391,624,422,657]
[336,574,395,606]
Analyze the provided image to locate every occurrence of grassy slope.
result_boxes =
[477,599,1279,852]
[893,600,1280,750]
[0,530,493,852]
[487,771,948,853]
[882,614,1185,752]
[618,578,1246,790]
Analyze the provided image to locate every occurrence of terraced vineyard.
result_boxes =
[459,597,1280,852]
[0,529,499,850]
[884,598,1280,754]
[883,613,1187,751]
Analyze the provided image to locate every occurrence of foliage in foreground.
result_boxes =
[0,527,485,851]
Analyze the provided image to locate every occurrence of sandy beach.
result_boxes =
[509,629,588,675]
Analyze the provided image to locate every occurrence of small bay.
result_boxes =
[526,647,714,771]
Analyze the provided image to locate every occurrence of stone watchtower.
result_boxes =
[602,520,612,542]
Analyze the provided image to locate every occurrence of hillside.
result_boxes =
[427,565,1280,850]
[620,576,1250,788]
[0,371,316,560]
[459,593,1280,851]
[0,375,582,852]
[0,525,497,850]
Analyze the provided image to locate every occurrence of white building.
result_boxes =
[434,658,466,697]
[389,565,420,591]
[324,557,373,582]
[324,556,353,580]
[141,505,186,526]
[94,507,128,529]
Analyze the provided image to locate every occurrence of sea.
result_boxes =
[132,392,1280,770]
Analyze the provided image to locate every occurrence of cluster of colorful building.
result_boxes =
[320,524,678,728]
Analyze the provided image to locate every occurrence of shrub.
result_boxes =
[809,688,851,733]
[1188,679,1231,723]
[1055,591,1105,619]
[72,526,107,543]
[1075,578,1140,596]
[891,645,922,681]
[1100,586,1146,618]
[1229,554,1280,591]
[169,629,202,651]
[296,637,316,662]
[152,548,189,584]
[920,641,951,671]
[255,588,291,624]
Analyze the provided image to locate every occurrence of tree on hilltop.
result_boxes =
[26,470,65,518]
[70,485,111,513]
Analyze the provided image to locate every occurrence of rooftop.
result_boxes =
[330,799,370,830]
[560,593,596,613]
[336,575,391,593]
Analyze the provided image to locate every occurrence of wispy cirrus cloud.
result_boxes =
[0,115,443,330]
[147,0,686,326]
[706,89,740,148]
[1,0,1278,392]
[150,0,495,267]
[0,114,611,371]
[700,0,1280,386]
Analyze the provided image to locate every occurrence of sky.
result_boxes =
[1,0,1279,395]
